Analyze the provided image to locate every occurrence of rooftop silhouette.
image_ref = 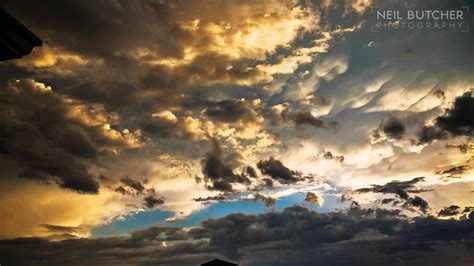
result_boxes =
[201,258,238,266]
[0,8,42,61]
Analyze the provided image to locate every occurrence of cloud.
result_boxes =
[438,205,461,217]
[418,91,474,143]
[404,196,429,214]
[436,165,470,180]
[203,99,261,124]
[201,139,249,191]
[257,157,301,184]
[355,177,431,213]
[143,195,165,209]
[116,176,146,195]
[322,151,344,163]
[251,193,276,208]
[0,205,473,265]
[356,177,426,201]
[193,194,229,204]
[375,117,406,140]
[436,91,474,136]
[304,192,324,207]
[39,224,83,234]
[0,79,140,194]
[293,112,325,128]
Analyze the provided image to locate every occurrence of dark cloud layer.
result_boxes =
[1,206,473,265]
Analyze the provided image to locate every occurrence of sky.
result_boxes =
[0,0,473,265]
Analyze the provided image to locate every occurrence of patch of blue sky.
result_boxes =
[92,192,347,238]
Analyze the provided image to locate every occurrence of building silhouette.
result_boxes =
[0,8,42,61]
[201,258,238,266]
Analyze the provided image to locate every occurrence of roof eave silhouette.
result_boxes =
[0,8,42,61]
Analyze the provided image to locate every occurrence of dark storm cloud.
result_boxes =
[245,166,257,178]
[436,91,474,136]
[201,139,249,191]
[293,112,325,128]
[417,126,449,143]
[379,117,406,140]
[143,195,165,209]
[192,205,474,260]
[2,0,183,60]
[404,196,429,214]
[356,177,430,213]
[257,157,301,184]
[1,0,277,118]
[0,79,140,194]
[418,91,474,143]
[1,205,473,265]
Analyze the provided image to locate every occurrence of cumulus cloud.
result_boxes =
[251,193,276,208]
[304,191,324,207]
[374,117,406,140]
[201,139,249,191]
[257,157,302,185]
